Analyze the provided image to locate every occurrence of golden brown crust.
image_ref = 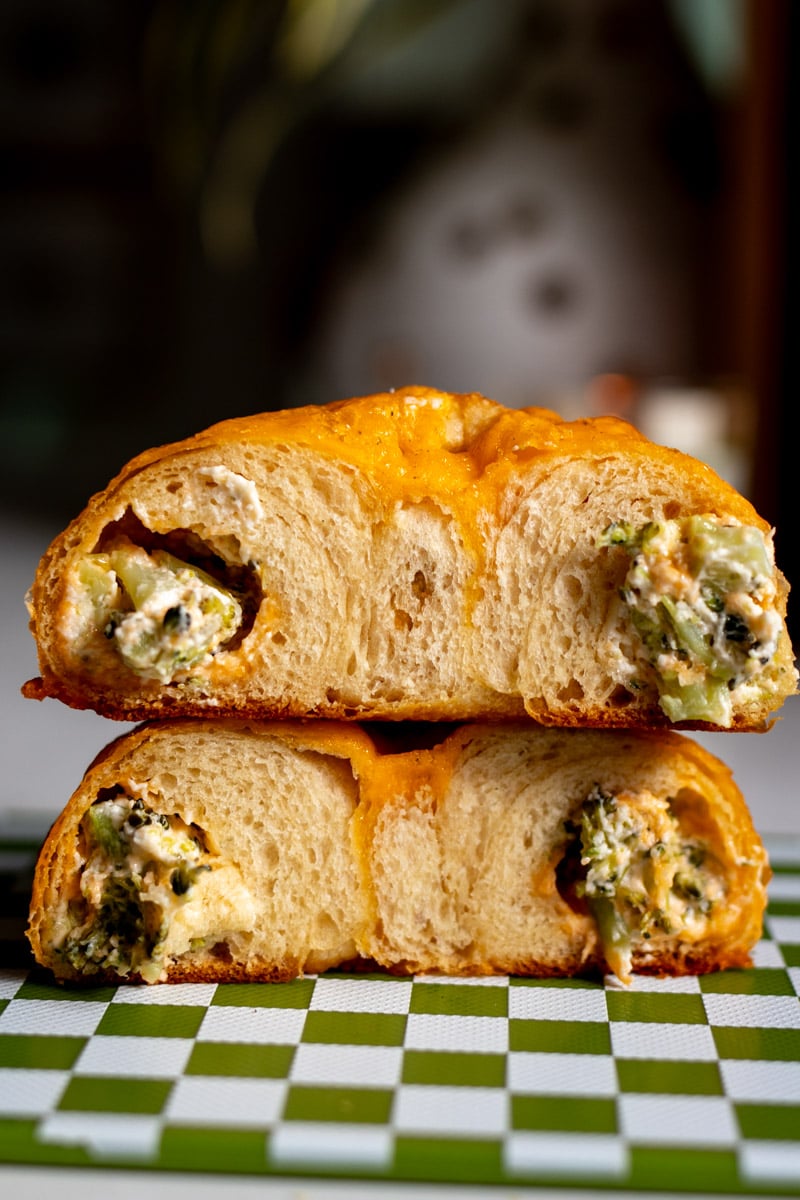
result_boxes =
[22,386,796,729]
[56,388,773,527]
[20,674,528,724]
[18,673,783,732]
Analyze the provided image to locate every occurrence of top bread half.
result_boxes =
[23,386,797,729]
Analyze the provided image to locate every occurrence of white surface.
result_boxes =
[1,514,134,834]
[689,704,800,837]
[0,1171,531,1199]
[0,1171,781,1200]
[1,512,798,836]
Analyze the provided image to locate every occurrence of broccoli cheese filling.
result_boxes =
[78,541,242,683]
[59,794,213,982]
[600,516,781,724]
[571,785,724,982]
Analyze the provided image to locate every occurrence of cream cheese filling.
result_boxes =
[59,794,255,982]
[74,541,243,684]
[573,785,724,983]
[600,515,782,724]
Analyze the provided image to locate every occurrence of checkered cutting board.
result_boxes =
[1,834,799,1193]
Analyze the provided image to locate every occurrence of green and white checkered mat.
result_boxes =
[1,833,799,1194]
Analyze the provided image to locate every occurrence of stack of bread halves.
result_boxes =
[23,387,797,986]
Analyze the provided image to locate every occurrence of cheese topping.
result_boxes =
[601,515,781,724]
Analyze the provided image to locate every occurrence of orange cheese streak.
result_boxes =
[106,387,768,573]
[76,383,770,708]
[241,720,761,966]
[263,719,463,946]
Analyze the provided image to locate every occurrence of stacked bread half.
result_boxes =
[23,387,796,984]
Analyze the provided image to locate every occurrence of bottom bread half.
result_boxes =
[27,719,770,985]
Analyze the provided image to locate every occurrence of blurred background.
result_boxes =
[0,0,799,827]
[0,0,797,528]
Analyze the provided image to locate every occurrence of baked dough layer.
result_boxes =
[27,719,770,985]
[23,387,796,728]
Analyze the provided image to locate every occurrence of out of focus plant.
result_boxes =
[141,0,469,268]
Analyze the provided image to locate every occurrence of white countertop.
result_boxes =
[1,513,136,835]
[0,1169,567,1200]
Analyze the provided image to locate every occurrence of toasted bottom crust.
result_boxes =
[20,672,776,733]
[35,945,755,989]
